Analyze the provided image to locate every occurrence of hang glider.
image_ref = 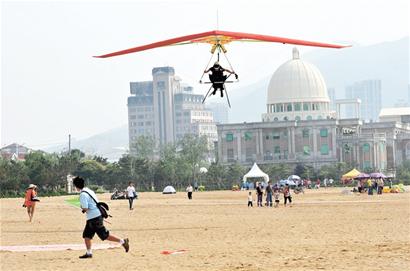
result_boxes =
[94,30,349,58]
[94,30,349,107]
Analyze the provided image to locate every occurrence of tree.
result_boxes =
[262,163,293,181]
[226,163,246,186]
[178,135,208,183]
[397,160,410,184]
[25,151,60,189]
[204,162,227,189]
[0,158,28,195]
[74,159,106,185]
[133,136,155,160]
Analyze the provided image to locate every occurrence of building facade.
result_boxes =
[217,49,410,174]
[127,67,217,153]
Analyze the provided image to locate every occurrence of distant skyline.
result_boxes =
[1,0,409,149]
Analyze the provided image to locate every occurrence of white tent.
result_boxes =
[162,185,176,194]
[243,163,269,183]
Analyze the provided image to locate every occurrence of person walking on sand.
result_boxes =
[23,184,40,222]
[73,176,129,259]
[186,184,193,200]
[273,188,280,208]
[247,191,253,207]
[256,182,263,207]
[283,184,292,207]
[265,181,273,207]
[126,182,136,210]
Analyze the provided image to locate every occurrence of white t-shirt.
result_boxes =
[127,186,136,198]
[248,195,252,201]
[186,186,193,192]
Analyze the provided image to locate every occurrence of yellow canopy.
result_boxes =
[342,168,361,180]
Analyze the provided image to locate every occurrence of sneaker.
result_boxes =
[79,253,92,259]
[122,238,129,252]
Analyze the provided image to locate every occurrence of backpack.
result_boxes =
[81,190,111,219]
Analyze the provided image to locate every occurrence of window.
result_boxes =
[294,103,301,111]
[303,103,310,111]
[276,104,284,112]
[343,143,351,153]
[284,150,289,159]
[306,115,313,120]
[227,149,234,162]
[244,132,252,141]
[265,135,269,140]
[302,129,309,138]
[284,116,289,121]
[264,151,273,160]
[274,117,279,121]
[272,130,280,139]
[246,147,254,162]
[320,128,328,137]
[363,161,371,169]
[320,144,329,155]
[283,130,288,138]
[226,133,234,142]
[363,143,370,152]
[274,146,281,159]
[130,115,136,120]
[286,104,292,112]
[295,116,301,121]
[156,81,165,90]
[303,146,310,156]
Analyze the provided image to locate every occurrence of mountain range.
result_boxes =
[43,37,409,160]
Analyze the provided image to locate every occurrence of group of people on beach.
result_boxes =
[356,178,386,195]
[248,181,292,208]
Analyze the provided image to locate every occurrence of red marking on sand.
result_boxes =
[160,249,187,255]
[0,243,121,252]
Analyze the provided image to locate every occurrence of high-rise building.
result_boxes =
[205,102,229,124]
[345,80,382,122]
[127,67,217,154]
[327,88,336,111]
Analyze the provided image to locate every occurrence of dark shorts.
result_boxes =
[83,216,109,240]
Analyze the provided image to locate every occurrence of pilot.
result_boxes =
[204,62,238,97]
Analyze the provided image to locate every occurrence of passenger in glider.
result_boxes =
[204,62,238,97]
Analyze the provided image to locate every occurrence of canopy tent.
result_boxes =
[243,163,269,183]
[356,173,370,179]
[370,172,387,178]
[342,168,361,180]
[162,186,176,194]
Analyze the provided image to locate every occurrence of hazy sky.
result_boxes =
[1,0,409,149]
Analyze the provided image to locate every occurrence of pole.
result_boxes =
[68,134,71,154]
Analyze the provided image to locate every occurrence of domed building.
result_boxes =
[215,48,410,173]
[263,48,334,122]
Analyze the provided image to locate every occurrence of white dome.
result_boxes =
[267,48,329,104]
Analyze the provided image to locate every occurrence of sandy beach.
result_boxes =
[1,187,409,271]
